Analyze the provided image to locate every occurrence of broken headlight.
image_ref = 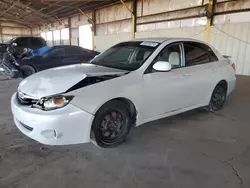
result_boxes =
[39,95,74,111]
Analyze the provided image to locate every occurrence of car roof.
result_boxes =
[132,37,223,59]
[133,37,204,44]
[51,45,99,53]
[14,36,43,39]
[52,45,80,48]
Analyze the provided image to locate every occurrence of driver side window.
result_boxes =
[146,43,182,73]
[156,44,182,69]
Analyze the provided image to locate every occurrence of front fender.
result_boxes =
[69,73,144,126]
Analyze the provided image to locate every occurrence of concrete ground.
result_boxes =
[0,74,249,188]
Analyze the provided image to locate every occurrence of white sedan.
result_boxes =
[11,38,236,148]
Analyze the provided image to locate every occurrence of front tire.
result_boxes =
[207,83,227,111]
[20,65,36,78]
[91,100,132,148]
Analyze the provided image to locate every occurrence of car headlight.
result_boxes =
[39,95,74,111]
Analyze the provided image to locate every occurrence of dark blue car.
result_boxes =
[1,45,99,78]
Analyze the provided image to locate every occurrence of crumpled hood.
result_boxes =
[18,64,128,99]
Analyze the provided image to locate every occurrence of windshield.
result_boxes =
[91,41,159,71]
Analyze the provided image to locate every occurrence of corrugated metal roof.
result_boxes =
[0,0,120,28]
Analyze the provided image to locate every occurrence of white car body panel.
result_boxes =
[68,71,145,124]
[142,68,193,120]
[11,38,236,145]
[11,93,94,145]
[19,64,128,99]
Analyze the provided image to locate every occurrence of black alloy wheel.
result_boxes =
[91,100,132,148]
[99,111,126,143]
[208,84,227,111]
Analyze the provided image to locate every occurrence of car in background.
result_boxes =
[0,43,7,61]
[11,38,236,148]
[1,45,100,78]
[0,37,47,60]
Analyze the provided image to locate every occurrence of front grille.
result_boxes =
[17,92,38,106]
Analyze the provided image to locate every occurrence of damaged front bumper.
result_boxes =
[11,93,94,145]
[0,62,23,78]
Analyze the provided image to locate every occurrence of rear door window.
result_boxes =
[66,46,86,55]
[30,38,45,48]
[44,48,65,57]
[184,42,218,67]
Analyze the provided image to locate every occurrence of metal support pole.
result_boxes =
[92,10,96,50]
[68,18,72,45]
[0,24,3,43]
[205,0,215,43]
[59,29,62,45]
[133,0,137,33]
[52,30,54,46]
[120,0,135,40]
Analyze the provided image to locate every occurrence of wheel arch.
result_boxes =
[94,97,138,124]
[216,80,228,93]
[206,80,228,105]
[20,64,37,72]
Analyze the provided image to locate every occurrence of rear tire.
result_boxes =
[207,83,227,111]
[20,65,36,78]
[91,100,132,148]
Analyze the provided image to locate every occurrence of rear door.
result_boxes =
[183,42,220,106]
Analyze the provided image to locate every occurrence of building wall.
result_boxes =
[209,22,250,76]
[93,0,250,76]
[31,27,40,37]
[0,20,31,43]
[37,12,92,47]
[32,0,250,75]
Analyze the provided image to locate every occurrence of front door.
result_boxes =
[142,43,193,121]
[37,47,65,70]
[61,55,80,65]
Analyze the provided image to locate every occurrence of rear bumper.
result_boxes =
[228,74,236,95]
[0,62,23,78]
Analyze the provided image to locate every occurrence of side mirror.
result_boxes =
[153,61,172,72]
[12,42,17,47]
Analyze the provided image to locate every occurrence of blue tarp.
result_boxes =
[31,46,51,56]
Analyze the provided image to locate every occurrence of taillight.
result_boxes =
[232,63,236,71]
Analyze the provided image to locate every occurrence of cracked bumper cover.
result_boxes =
[11,93,94,145]
[0,62,23,78]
